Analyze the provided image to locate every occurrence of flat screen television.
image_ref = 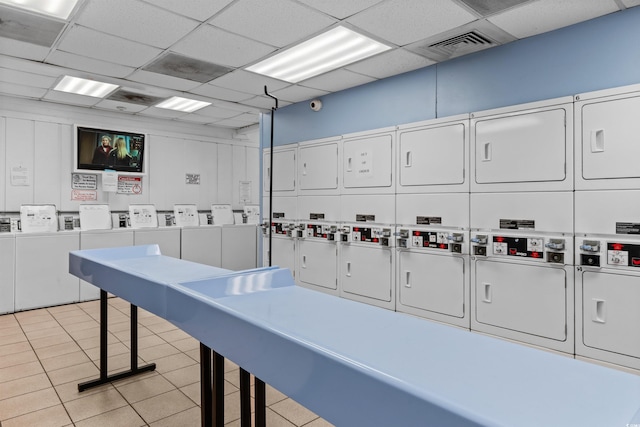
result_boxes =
[75,125,146,174]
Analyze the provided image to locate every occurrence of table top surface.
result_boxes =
[70,245,640,427]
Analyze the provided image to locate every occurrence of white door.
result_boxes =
[475,260,567,341]
[399,123,465,187]
[299,143,338,191]
[398,251,465,318]
[343,134,393,190]
[264,148,296,193]
[474,108,567,184]
[341,245,392,302]
[298,240,337,290]
[582,270,640,359]
[580,95,640,181]
[266,237,296,275]
[0,235,15,314]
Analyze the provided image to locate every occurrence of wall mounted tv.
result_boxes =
[75,125,146,174]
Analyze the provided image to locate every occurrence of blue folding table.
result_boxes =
[70,245,640,427]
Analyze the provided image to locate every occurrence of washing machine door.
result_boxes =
[298,240,337,290]
[582,270,640,359]
[475,259,568,341]
[398,251,465,318]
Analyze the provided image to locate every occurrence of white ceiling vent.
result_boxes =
[407,20,516,62]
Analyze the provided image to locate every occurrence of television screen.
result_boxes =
[76,126,146,174]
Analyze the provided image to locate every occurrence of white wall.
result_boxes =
[0,96,259,212]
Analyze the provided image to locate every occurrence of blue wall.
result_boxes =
[261,6,640,148]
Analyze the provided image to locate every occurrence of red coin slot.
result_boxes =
[531,252,540,258]
[496,236,505,242]
[353,227,359,232]
[414,231,421,236]
[439,244,447,249]
[509,248,517,255]
[372,238,379,243]
[612,243,624,251]
[632,258,640,266]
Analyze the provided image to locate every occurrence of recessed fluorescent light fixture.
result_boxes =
[246,26,391,83]
[155,96,211,113]
[0,0,80,19]
[53,76,119,98]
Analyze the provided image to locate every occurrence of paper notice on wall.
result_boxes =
[102,172,118,192]
[10,166,30,186]
[71,189,98,201]
[357,150,373,176]
[117,176,142,195]
[239,181,252,203]
[72,173,97,190]
[185,173,200,185]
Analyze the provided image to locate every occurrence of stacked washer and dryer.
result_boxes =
[574,84,640,371]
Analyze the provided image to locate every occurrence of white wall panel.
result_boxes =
[247,147,259,205]
[218,143,233,205]
[149,134,183,210]
[34,121,61,207]
[233,145,246,209]
[195,141,217,210]
[6,118,34,209]
[0,118,6,211]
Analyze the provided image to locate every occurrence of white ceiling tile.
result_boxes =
[296,0,385,19]
[56,25,162,67]
[621,0,640,6]
[190,84,253,102]
[271,85,329,103]
[175,114,216,124]
[210,0,337,47]
[212,117,258,128]
[212,100,262,113]
[0,56,66,77]
[300,69,376,92]
[76,0,199,49]
[0,82,47,99]
[43,89,103,106]
[47,51,135,79]
[241,95,290,110]
[0,68,57,88]
[93,98,149,113]
[140,0,234,21]
[171,25,275,67]
[191,105,242,119]
[489,0,620,38]
[127,70,202,91]
[136,106,189,118]
[209,70,289,96]
[347,0,476,45]
[345,48,434,79]
[0,37,50,61]
[232,112,260,122]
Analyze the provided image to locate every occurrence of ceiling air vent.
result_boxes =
[407,21,516,62]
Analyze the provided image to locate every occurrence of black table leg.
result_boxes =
[213,351,225,426]
[240,368,251,427]
[255,377,266,427]
[78,290,156,392]
[201,343,213,427]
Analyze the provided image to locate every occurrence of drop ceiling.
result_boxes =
[0,0,637,130]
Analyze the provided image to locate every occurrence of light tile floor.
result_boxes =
[0,298,335,427]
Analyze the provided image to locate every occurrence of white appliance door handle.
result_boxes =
[302,255,306,269]
[405,270,411,287]
[483,142,491,161]
[346,261,351,277]
[405,151,412,167]
[347,157,353,172]
[303,162,307,176]
[592,299,606,323]
[482,282,492,303]
[590,129,605,153]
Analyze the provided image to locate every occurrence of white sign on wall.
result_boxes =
[117,176,143,194]
[71,173,97,190]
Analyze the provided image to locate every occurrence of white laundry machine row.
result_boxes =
[262,196,298,276]
[338,194,396,310]
[470,97,574,193]
[470,192,574,354]
[574,190,640,371]
[395,193,470,329]
[295,196,341,295]
[574,83,640,191]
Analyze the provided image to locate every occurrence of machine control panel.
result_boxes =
[607,242,640,267]
[397,229,463,253]
[350,226,392,247]
[304,223,338,241]
[271,221,297,237]
[472,234,567,263]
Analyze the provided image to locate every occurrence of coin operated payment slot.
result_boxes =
[398,229,463,253]
[489,236,565,264]
[604,242,640,268]
[471,234,488,256]
[305,223,338,241]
